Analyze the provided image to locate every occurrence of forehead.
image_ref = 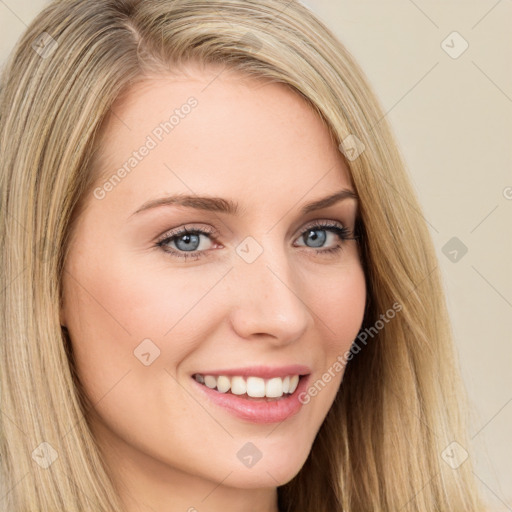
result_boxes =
[91,65,353,215]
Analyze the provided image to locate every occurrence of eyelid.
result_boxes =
[155,224,219,245]
[299,218,345,231]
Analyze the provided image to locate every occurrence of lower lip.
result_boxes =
[191,375,310,424]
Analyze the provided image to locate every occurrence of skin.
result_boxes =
[60,62,366,512]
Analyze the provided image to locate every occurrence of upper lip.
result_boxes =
[192,365,311,379]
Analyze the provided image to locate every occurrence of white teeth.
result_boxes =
[246,377,266,397]
[265,377,283,398]
[289,375,299,394]
[204,375,216,389]
[231,376,246,395]
[216,375,231,393]
[195,374,302,398]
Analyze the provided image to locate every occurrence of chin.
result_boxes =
[221,438,312,488]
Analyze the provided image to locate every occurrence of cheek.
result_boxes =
[61,254,230,395]
[312,260,366,349]
[61,256,217,455]
[301,261,366,408]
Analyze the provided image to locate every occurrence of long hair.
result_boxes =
[0,0,484,510]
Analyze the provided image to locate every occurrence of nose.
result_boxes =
[227,242,312,345]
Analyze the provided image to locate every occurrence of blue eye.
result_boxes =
[156,221,357,261]
[168,231,203,252]
[296,224,352,250]
[156,227,216,261]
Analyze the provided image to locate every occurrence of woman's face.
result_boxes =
[61,64,366,508]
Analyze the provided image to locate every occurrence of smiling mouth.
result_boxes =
[192,373,303,400]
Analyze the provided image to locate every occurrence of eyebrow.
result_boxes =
[130,188,358,218]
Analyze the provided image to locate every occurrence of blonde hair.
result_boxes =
[0,0,484,510]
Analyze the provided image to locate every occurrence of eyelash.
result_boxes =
[155,221,357,262]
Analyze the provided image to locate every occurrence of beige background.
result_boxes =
[1,0,510,508]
